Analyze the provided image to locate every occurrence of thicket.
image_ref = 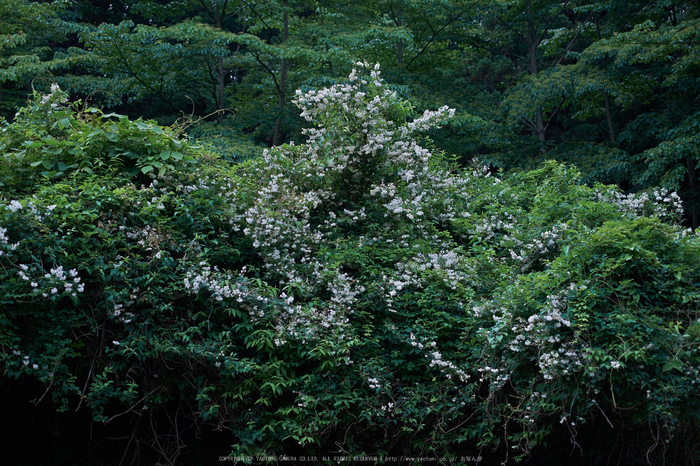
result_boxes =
[1,65,699,465]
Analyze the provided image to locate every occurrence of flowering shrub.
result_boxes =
[1,67,699,464]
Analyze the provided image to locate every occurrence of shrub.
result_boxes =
[1,66,699,464]
[0,85,197,195]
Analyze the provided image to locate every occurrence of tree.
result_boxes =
[580,7,700,227]
[0,0,75,117]
[478,0,580,144]
[63,10,252,121]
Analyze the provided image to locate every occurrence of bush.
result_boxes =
[1,66,699,464]
[0,85,197,195]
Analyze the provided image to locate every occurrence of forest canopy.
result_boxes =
[1,1,700,465]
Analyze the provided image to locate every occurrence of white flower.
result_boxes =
[7,200,22,212]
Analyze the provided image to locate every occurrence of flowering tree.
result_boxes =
[1,66,699,464]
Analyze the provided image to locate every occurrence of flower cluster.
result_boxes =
[4,199,57,223]
[409,333,470,382]
[184,262,253,304]
[182,261,356,351]
[40,83,69,110]
[0,226,19,257]
[507,223,567,270]
[477,284,588,389]
[594,187,684,220]
[473,213,516,242]
[122,224,169,252]
[10,348,53,378]
[12,262,84,298]
[367,377,381,390]
[109,302,136,324]
[227,63,462,352]
[393,249,471,292]
[273,301,352,347]
[5,200,22,213]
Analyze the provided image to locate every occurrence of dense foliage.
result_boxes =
[2,0,700,225]
[1,65,699,464]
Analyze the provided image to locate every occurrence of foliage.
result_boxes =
[0,85,197,195]
[2,67,699,464]
[186,121,265,163]
[0,0,78,116]
[3,0,700,230]
[472,0,700,226]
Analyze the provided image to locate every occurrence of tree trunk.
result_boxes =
[273,0,288,146]
[326,43,333,74]
[205,2,228,123]
[526,0,545,142]
[596,17,615,142]
[216,55,225,123]
[603,93,615,142]
[397,3,403,69]
[686,156,699,229]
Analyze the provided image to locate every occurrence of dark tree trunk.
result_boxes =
[273,0,288,146]
[397,3,403,69]
[200,0,229,123]
[686,156,699,229]
[216,55,225,123]
[604,93,615,142]
[526,0,545,142]
[596,17,615,142]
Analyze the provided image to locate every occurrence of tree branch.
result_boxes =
[406,12,466,70]
[542,94,566,134]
